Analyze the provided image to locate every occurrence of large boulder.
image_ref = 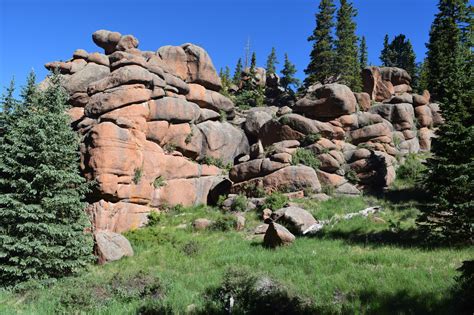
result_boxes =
[92,30,122,54]
[362,66,395,101]
[62,63,110,95]
[263,221,295,248]
[294,83,357,119]
[87,65,153,95]
[185,83,234,116]
[149,97,201,123]
[272,206,317,235]
[182,43,222,91]
[197,121,249,164]
[94,231,134,264]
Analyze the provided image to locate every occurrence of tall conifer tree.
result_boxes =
[304,0,336,86]
[380,34,391,66]
[233,58,243,85]
[0,72,92,287]
[359,36,368,69]
[334,0,361,91]
[418,0,473,243]
[265,47,278,75]
[280,53,300,93]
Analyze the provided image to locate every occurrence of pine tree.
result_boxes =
[304,0,336,87]
[20,70,37,109]
[250,52,257,77]
[233,58,243,86]
[380,34,391,66]
[388,34,417,77]
[265,47,278,75]
[359,36,368,69]
[280,53,300,93]
[418,0,473,244]
[0,79,18,137]
[0,72,93,287]
[334,0,361,91]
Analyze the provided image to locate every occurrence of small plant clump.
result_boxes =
[397,153,427,185]
[210,214,237,231]
[201,156,232,171]
[291,148,321,171]
[231,194,248,212]
[345,169,359,184]
[147,211,161,227]
[153,176,166,188]
[133,167,143,184]
[262,192,289,210]
[184,130,194,144]
[301,133,322,146]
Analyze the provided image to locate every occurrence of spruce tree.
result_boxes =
[20,71,38,109]
[418,0,473,244]
[304,0,336,87]
[233,58,243,85]
[265,47,278,75]
[359,36,368,69]
[389,34,417,77]
[380,34,391,66]
[334,0,361,91]
[280,53,301,93]
[0,79,18,136]
[0,72,92,287]
[250,52,257,77]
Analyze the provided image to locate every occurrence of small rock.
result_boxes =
[262,208,272,220]
[254,223,269,235]
[271,206,317,235]
[311,193,331,201]
[192,218,212,230]
[234,213,246,231]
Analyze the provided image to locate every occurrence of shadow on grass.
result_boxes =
[357,288,471,315]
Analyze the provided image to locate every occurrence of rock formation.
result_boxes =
[43,31,441,234]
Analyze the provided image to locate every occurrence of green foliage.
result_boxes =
[305,0,336,87]
[0,71,92,287]
[359,36,368,69]
[133,167,143,184]
[201,156,232,171]
[280,53,301,93]
[219,109,227,122]
[455,260,474,312]
[163,143,176,153]
[153,176,166,188]
[235,87,265,108]
[300,132,321,146]
[206,267,315,314]
[265,47,278,75]
[231,194,248,212]
[210,214,237,232]
[291,148,321,171]
[345,169,359,184]
[334,0,362,91]
[184,129,193,144]
[418,0,473,244]
[232,58,243,86]
[262,192,289,210]
[379,34,417,78]
[147,211,162,227]
[396,154,427,185]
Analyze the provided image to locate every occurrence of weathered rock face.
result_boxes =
[45,30,243,233]
[44,31,441,235]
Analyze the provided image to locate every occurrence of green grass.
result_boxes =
[0,195,472,314]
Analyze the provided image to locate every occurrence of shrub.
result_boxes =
[205,267,315,314]
[147,211,161,227]
[201,156,232,171]
[396,153,426,184]
[291,148,321,171]
[345,169,359,184]
[133,167,143,184]
[163,143,176,152]
[153,176,166,188]
[210,214,237,231]
[321,184,335,196]
[184,130,193,144]
[181,240,200,256]
[219,110,227,122]
[262,192,289,210]
[300,133,321,146]
[231,194,248,212]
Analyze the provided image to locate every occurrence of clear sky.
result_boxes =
[0,0,439,93]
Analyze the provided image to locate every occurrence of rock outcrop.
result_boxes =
[47,30,247,233]
[45,31,441,235]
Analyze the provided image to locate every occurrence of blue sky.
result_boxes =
[0,0,439,93]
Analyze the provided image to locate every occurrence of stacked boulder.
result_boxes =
[44,30,248,233]
[230,67,441,193]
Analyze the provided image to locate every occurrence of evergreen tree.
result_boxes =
[304,0,336,86]
[359,36,368,69]
[265,47,278,75]
[250,52,257,77]
[219,66,233,98]
[235,52,265,108]
[380,34,391,66]
[334,0,361,91]
[1,78,17,114]
[280,53,300,93]
[0,72,93,287]
[20,70,37,109]
[418,0,473,244]
[233,58,243,86]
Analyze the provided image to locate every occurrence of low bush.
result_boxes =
[210,214,237,232]
[231,194,248,212]
[291,148,321,171]
[147,211,161,227]
[396,153,426,184]
[300,133,321,146]
[262,192,289,210]
[153,176,166,188]
[133,167,143,184]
